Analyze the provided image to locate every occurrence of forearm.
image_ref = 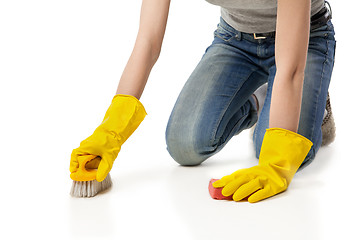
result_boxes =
[269,72,304,132]
[116,38,159,99]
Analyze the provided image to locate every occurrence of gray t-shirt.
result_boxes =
[205,0,325,33]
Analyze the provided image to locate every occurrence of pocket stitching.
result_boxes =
[214,24,235,42]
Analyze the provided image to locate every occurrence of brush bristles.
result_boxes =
[70,174,112,198]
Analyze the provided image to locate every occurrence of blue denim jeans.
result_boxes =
[165,15,336,170]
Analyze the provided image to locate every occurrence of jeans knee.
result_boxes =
[165,123,211,166]
[166,135,206,166]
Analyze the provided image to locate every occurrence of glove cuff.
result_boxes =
[98,94,147,144]
[258,127,313,182]
[264,127,313,145]
[111,94,147,116]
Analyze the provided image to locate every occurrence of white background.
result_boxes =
[0,0,358,239]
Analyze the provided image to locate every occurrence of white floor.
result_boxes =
[1,1,359,240]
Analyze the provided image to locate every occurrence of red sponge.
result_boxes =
[208,179,233,200]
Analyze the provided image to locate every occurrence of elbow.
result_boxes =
[147,39,162,63]
[292,63,306,79]
[152,43,162,62]
[290,68,305,82]
[135,37,162,64]
[291,67,306,83]
[276,66,305,83]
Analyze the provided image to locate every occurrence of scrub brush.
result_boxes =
[70,155,112,197]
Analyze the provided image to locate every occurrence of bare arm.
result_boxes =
[269,0,311,132]
[116,0,171,99]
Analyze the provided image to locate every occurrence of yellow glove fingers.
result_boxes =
[221,175,249,196]
[85,156,101,169]
[212,175,234,188]
[70,158,79,173]
[233,178,262,202]
[212,169,248,188]
[96,156,112,182]
[70,150,80,172]
[70,155,98,181]
[247,186,273,203]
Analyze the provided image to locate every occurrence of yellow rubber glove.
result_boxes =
[70,94,147,182]
[212,127,313,203]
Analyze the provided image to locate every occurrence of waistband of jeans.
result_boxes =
[219,2,332,43]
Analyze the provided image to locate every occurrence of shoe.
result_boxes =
[253,83,268,118]
[321,92,336,146]
[248,83,267,139]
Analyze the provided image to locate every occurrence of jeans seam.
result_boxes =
[308,38,330,150]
